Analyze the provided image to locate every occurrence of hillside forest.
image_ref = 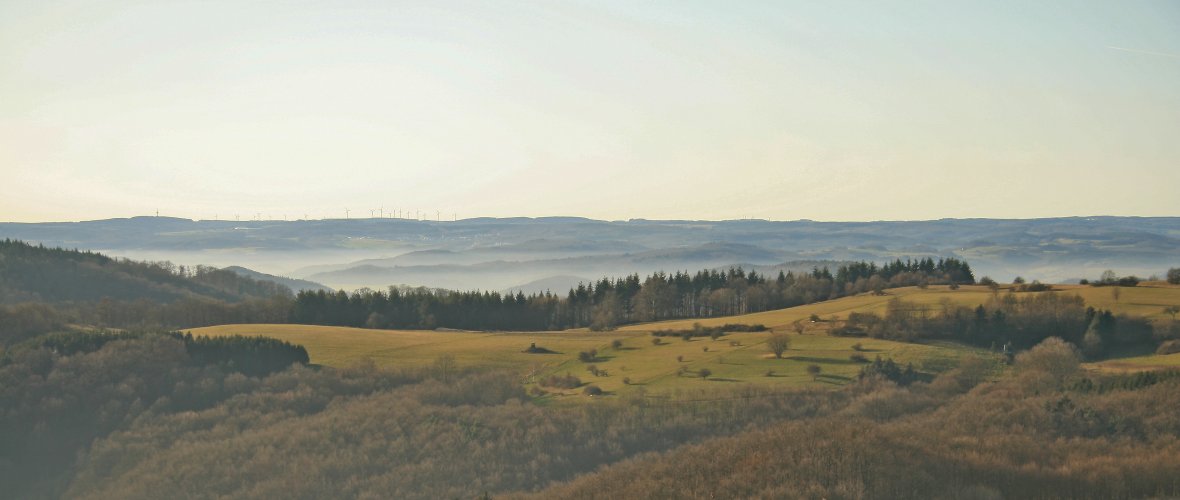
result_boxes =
[3,239,1180,498]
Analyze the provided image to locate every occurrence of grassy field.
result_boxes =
[1090,351,1180,373]
[189,323,995,395]
[188,284,1180,396]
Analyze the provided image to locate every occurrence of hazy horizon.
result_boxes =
[3,1,1179,222]
[5,213,1180,225]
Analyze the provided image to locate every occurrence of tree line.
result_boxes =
[291,258,975,331]
[833,293,1164,359]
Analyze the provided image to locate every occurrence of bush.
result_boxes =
[807,364,822,380]
[849,354,868,363]
[577,349,598,362]
[698,368,712,380]
[651,338,662,345]
[582,385,603,396]
[1015,337,1081,387]
[1157,340,1180,355]
[766,333,790,358]
[611,339,623,349]
[539,373,582,389]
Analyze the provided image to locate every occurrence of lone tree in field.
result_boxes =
[807,364,822,381]
[698,368,712,380]
[766,333,790,359]
[1168,267,1180,285]
[1164,305,1180,322]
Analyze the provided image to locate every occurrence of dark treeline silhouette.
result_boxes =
[0,239,290,303]
[0,240,294,342]
[292,258,975,331]
[1,239,975,335]
[833,293,1163,359]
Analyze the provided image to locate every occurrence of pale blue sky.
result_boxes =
[2,0,1178,222]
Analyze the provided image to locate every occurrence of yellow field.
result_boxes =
[189,323,996,395]
[1089,352,1180,373]
[615,285,998,332]
[188,284,1180,396]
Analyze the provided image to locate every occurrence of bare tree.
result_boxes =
[766,333,790,359]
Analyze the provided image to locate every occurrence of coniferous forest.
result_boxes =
[1,239,973,339]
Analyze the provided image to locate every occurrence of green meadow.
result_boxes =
[188,283,1180,396]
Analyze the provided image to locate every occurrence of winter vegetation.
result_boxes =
[3,239,1180,498]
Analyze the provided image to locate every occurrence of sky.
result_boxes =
[1,0,1178,223]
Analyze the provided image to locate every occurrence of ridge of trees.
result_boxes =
[832,294,1163,359]
[0,239,292,304]
[292,257,975,331]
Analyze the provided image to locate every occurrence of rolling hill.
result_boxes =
[3,216,1178,291]
[187,283,1180,395]
[0,239,291,304]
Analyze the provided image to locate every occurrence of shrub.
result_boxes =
[849,354,868,363]
[539,373,582,389]
[677,355,684,363]
[622,377,631,385]
[766,333,790,358]
[807,364,822,380]
[852,342,864,351]
[610,339,623,349]
[582,385,603,396]
[577,349,598,362]
[651,338,662,346]
[698,368,712,380]
[702,346,709,352]
[1015,337,1081,387]
[1156,340,1180,355]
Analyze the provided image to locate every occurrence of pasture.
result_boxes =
[188,284,1180,396]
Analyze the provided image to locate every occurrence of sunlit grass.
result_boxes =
[189,284,1180,396]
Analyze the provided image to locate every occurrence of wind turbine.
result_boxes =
[345,208,350,219]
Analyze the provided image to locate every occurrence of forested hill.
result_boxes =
[0,239,291,304]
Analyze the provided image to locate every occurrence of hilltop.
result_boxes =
[0,239,291,304]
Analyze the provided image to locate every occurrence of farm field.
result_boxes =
[188,323,996,395]
[188,284,1180,396]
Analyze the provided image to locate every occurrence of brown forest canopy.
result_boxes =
[2,331,1178,499]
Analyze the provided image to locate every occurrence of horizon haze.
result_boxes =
[3,1,1179,222]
